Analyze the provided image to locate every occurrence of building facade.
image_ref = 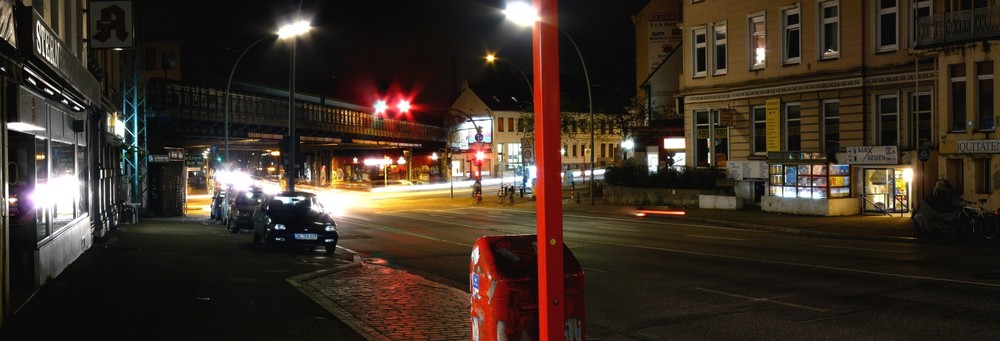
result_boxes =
[449,84,623,186]
[677,0,943,216]
[916,1,1000,209]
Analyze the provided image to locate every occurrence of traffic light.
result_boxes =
[475,150,485,166]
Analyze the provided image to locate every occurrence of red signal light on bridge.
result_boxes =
[397,100,410,113]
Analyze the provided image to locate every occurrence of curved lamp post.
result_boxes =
[506,5,594,205]
[225,35,278,165]
[485,54,534,95]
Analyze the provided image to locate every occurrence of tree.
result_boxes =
[597,93,650,164]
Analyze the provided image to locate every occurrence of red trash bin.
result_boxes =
[470,234,585,341]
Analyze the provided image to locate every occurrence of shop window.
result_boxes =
[783,7,801,64]
[695,110,710,166]
[951,64,967,132]
[35,137,49,241]
[976,158,991,194]
[51,140,77,229]
[767,152,850,198]
[977,61,993,131]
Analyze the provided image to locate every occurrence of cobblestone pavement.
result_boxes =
[291,259,470,341]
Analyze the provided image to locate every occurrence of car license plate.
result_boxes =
[295,233,318,240]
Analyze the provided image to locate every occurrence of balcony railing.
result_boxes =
[916,5,1000,48]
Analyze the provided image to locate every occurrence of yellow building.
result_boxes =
[677,0,939,216]
[917,1,1000,209]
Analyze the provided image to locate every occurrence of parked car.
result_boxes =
[210,190,228,221]
[251,191,338,255]
[225,187,264,233]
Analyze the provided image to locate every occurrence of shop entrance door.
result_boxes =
[862,168,910,213]
[8,131,38,311]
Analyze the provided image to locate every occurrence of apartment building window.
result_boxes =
[713,24,728,75]
[752,106,767,154]
[978,61,994,131]
[822,100,840,152]
[601,144,606,158]
[783,7,801,64]
[877,95,899,146]
[877,0,898,52]
[976,159,991,194]
[497,117,505,132]
[749,14,766,69]
[910,0,930,46]
[508,118,514,132]
[820,1,840,59]
[693,27,707,77]
[572,145,578,157]
[784,103,801,150]
[951,64,967,132]
[516,118,523,132]
[911,92,932,147]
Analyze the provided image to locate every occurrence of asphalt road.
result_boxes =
[338,191,1000,340]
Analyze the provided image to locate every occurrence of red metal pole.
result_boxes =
[532,0,564,339]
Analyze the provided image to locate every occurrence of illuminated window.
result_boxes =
[783,7,801,64]
[749,14,766,69]
[819,1,840,59]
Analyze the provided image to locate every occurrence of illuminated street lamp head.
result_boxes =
[623,139,635,150]
[278,20,311,39]
[485,54,497,63]
[504,2,539,27]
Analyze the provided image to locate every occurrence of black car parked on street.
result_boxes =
[251,191,338,255]
[226,187,265,233]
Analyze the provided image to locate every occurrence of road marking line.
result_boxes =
[695,287,828,312]
[584,267,610,274]
[686,234,747,241]
[346,220,469,247]
[591,226,640,232]
[583,240,1000,288]
[817,245,909,254]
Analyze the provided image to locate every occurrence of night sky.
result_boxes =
[139,0,648,125]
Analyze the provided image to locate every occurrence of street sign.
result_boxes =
[475,133,484,142]
[149,155,170,163]
[184,154,204,167]
[917,146,930,162]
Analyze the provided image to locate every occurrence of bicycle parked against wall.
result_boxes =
[913,198,999,240]
[959,199,999,240]
[497,185,514,206]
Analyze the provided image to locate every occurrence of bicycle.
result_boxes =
[472,189,482,205]
[957,198,999,240]
[497,185,514,205]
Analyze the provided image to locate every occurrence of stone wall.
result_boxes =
[603,185,725,207]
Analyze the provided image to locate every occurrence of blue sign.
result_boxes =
[210,145,219,154]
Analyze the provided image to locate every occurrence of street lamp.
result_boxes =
[485,54,533,95]
[225,35,278,165]
[506,5,594,205]
[279,19,311,193]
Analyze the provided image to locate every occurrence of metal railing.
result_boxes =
[150,82,448,143]
[916,5,1000,48]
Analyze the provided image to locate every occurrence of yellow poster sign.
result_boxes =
[765,98,781,152]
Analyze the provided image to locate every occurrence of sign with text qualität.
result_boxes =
[765,98,781,152]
